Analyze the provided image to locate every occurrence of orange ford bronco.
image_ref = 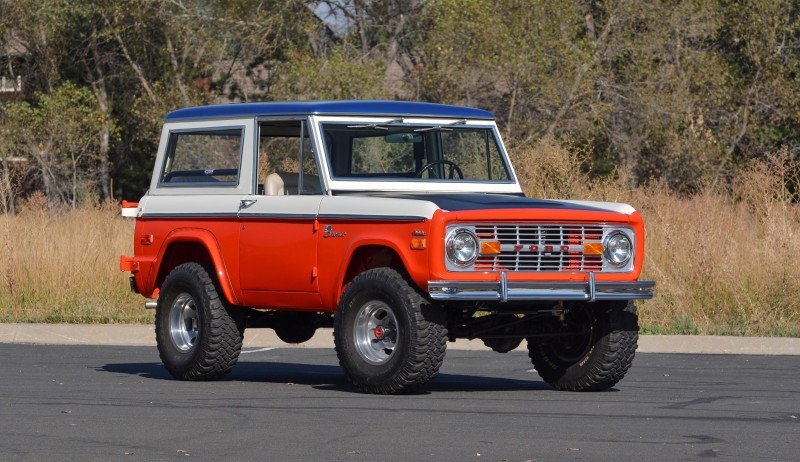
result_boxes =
[121,101,654,394]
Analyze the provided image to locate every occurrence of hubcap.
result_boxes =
[353,301,398,364]
[169,293,199,352]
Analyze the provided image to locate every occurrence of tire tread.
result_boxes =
[528,301,638,391]
[334,268,447,394]
[156,262,244,381]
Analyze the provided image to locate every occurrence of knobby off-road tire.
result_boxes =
[334,268,447,394]
[156,262,245,381]
[527,300,638,391]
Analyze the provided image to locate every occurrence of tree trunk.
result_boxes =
[353,0,370,59]
[89,26,112,200]
[39,148,54,212]
[105,14,157,102]
[166,35,191,106]
[0,159,15,215]
[545,9,615,137]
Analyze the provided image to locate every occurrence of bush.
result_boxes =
[514,138,800,336]
[0,202,147,324]
[1,146,798,335]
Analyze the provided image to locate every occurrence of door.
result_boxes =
[238,195,322,292]
[237,118,325,295]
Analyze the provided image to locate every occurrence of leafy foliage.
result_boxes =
[0,0,799,202]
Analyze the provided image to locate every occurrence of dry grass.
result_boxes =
[0,197,148,324]
[513,138,800,336]
[1,142,798,335]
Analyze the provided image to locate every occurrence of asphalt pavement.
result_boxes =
[1,323,799,355]
[0,344,798,461]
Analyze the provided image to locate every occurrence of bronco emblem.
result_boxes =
[323,225,346,238]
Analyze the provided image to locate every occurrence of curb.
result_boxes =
[1,323,798,355]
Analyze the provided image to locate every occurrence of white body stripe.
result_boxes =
[560,200,637,215]
[319,196,439,219]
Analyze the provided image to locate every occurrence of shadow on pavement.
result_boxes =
[100,360,553,393]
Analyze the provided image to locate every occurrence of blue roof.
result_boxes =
[165,100,495,121]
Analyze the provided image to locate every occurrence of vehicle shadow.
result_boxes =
[100,360,553,393]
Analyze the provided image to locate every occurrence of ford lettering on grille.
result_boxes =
[474,224,604,272]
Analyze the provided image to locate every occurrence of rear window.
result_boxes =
[160,128,243,185]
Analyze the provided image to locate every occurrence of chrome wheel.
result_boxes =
[353,300,398,364]
[156,263,245,381]
[169,293,199,352]
[334,268,447,394]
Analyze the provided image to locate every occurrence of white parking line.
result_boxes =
[240,347,276,354]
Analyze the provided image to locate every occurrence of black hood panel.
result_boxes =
[349,192,610,213]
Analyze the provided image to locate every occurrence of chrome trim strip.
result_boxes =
[156,182,240,188]
[500,271,508,302]
[428,280,655,301]
[317,214,428,222]
[141,212,239,219]
[140,212,425,222]
[238,213,316,220]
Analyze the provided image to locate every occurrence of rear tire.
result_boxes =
[156,263,245,381]
[527,301,638,391]
[334,268,447,394]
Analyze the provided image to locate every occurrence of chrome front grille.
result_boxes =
[473,224,604,272]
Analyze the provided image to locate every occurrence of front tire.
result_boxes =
[527,301,638,391]
[156,263,245,381]
[334,268,447,394]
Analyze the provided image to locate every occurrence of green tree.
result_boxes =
[2,83,111,209]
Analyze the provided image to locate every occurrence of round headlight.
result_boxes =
[446,228,478,267]
[604,231,632,266]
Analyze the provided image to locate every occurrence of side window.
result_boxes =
[160,128,243,185]
[258,120,322,195]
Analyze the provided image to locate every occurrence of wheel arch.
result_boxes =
[330,241,425,308]
[151,229,240,305]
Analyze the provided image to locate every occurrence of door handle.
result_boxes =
[240,199,257,208]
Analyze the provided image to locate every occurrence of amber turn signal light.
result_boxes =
[411,238,426,250]
[480,241,502,255]
[583,242,603,255]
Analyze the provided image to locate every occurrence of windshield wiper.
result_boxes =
[413,119,467,133]
[347,118,405,130]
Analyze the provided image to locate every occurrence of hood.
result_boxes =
[363,193,636,215]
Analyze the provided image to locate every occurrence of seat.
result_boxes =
[264,172,321,195]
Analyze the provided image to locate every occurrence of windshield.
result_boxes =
[321,123,512,182]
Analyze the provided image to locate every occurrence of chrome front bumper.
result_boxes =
[428,272,655,302]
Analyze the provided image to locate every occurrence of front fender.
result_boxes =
[319,226,431,310]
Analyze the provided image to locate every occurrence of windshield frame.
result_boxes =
[311,115,522,194]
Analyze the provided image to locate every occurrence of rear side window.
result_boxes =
[160,128,243,185]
